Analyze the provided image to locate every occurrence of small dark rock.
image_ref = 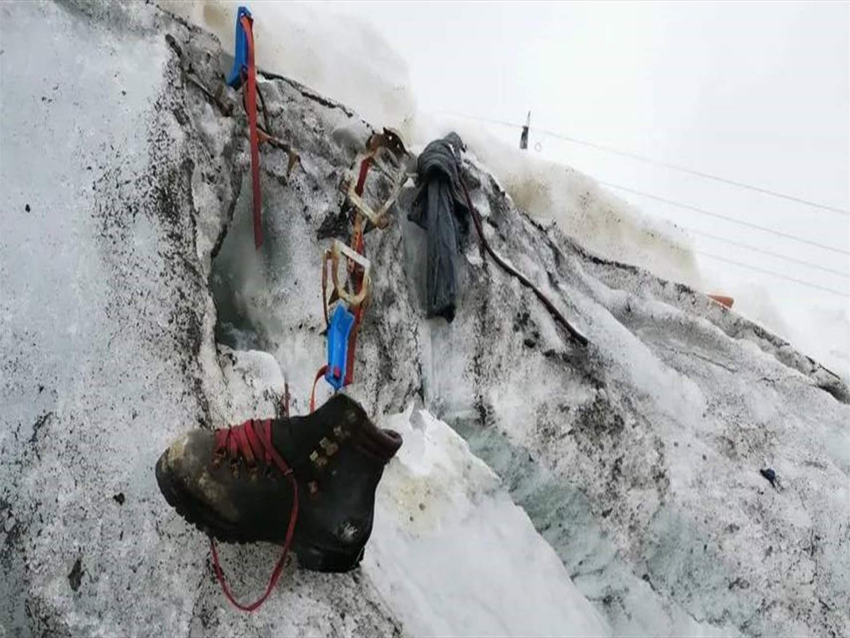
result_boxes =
[728,577,750,590]
[25,204,30,212]
[523,337,537,349]
[514,311,530,331]
[760,468,777,488]
[68,557,84,592]
[316,208,351,241]
[113,493,125,505]
[164,33,183,58]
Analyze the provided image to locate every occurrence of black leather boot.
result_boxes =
[155,394,402,572]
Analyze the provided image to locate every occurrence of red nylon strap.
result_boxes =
[240,15,263,249]
[344,300,364,386]
[355,156,372,194]
[344,227,365,387]
[233,421,256,465]
[343,158,372,387]
[210,419,299,612]
[245,420,267,462]
[310,365,329,413]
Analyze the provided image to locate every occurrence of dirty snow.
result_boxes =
[2,2,849,637]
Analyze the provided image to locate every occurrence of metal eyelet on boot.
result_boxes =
[211,450,226,468]
[310,450,329,470]
[320,437,339,456]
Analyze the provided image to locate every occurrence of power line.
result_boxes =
[450,111,850,263]
[695,251,849,298]
[437,110,850,216]
[436,112,519,130]
[600,181,850,256]
[676,226,849,279]
[534,127,850,217]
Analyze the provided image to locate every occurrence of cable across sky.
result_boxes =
[599,182,850,257]
[437,110,850,217]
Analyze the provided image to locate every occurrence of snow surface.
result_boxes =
[2,2,849,637]
[0,3,397,636]
[366,406,608,637]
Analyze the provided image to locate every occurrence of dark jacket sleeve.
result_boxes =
[409,138,468,229]
[407,136,469,322]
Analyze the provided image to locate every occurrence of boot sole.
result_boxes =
[293,543,365,572]
[155,456,365,572]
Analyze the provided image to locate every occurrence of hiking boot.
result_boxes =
[155,393,402,572]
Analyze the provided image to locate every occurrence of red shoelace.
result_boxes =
[209,419,299,612]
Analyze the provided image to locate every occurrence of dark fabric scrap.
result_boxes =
[409,133,468,322]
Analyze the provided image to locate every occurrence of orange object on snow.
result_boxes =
[708,294,734,309]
